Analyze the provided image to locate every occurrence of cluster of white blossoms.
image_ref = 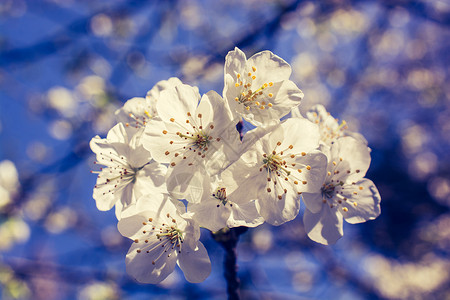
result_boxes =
[90,47,381,284]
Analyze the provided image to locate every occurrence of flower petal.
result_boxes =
[256,186,300,226]
[303,205,344,245]
[189,201,231,232]
[247,50,292,83]
[125,238,178,284]
[177,242,211,283]
[341,179,381,224]
[302,191,324,214]
[156,84,200,124]
[228,201,264,228]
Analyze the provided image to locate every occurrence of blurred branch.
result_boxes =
[0,0,149,68]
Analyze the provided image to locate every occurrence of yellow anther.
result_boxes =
[301,152,306,156]
[306,165,311,170]
[297,169,302,173]
[343,207,348,212]
[252,66,256,72]
[255,101,260,106]
[144,111,151,117]
[268,103,273,107]
[333,161,337,166]
[237,73,241,78]
[353,202,358,207]
[269,82,273,86]
[268,93,273,97]
[235,97,239,101]
[162,130,168,134]
[260,106,265,109]
[252,75,256,80]
[245,106,250,110]
[170,118,175,122]
[327,171,331,176]
[248,72,252,76]
[235,83,240,87]
[359,186,364,190]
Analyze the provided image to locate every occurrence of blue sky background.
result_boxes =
[0,0,449,299]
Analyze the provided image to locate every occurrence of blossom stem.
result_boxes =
[212,227,248,300]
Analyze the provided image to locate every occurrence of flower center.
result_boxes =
[213,187,228,207]
[125,111,152,129]
[310,111,348,143]
[321,182,337,199]
[233,67,274,111]
[134,213,185,261]
[263,153,291,176]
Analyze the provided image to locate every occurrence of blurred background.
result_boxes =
[0,0,449,299]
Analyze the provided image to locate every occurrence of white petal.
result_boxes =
[142,120,184,164]
[247,50,292,83]
[302,192,324,214]
[106,123,129,144]
[156,84,200,124]
[133,163,167,197]
[189,201,231,232]
[146,77,183,109]
[256,185,300,226]
[228,201,264,228]
[290,150,328,193]
[117,213,148,239]
[280,118,320,153]
[341,179,381,224]
[330,136,371,181]
[303,205,343,245]
[245,80,303,126]
[166,168,205,201]
[177,242,211,283]
[224,47,247,78]
[125,239,178,284]
[115,97,152,133]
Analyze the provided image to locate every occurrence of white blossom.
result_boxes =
[222,118,327,226]
[302,136,381,245]
[187,174,263,232]
[223,47,303,126]
[115,77,183,134]
[142,84,241,198]
[118,195,211,284]
[90,123,167,218]
[299,104,368,148]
